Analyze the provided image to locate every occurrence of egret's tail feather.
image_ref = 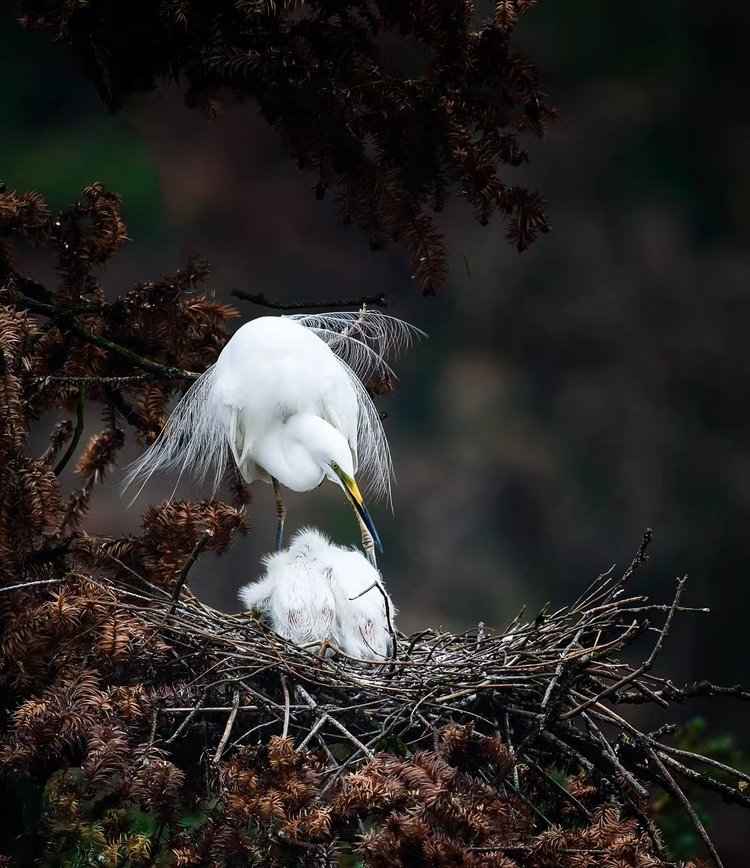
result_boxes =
[122,365,228,499]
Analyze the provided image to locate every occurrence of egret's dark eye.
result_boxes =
[330,461,339,471]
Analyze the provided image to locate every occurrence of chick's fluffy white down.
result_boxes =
[248,528,396,660]
[239,546,336,646]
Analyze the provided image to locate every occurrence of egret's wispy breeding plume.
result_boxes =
[124,309,422,558]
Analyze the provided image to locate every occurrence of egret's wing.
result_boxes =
[238,575,273,613]
[288,311,424,381]
[122,365,229,498]
[269,563,336,645]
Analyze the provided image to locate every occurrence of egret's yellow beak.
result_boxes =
[332,465,383,553]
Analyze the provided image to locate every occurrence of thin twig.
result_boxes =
[230,290,388,310]
[648,747,724,868]
[173,530,214,605]
[19,295,199,380]
[54,387,86,475]
[281,674,291,740]
[144,530,214,648]
[37,374,178,386]
[0,578,64,595]
[296,685,374,759]
[213,691,241,764]
[165,698,206,744]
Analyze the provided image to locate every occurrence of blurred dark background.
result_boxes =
[3,2,750,860]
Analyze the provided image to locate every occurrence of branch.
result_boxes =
[53,387,86,475]
[19,295,199,380]
[66,319,200,380]
[648,747,724,868]
[296,685,374,759]
[230,289,388,310]
[144,529,215,649]
[213,691,240,763]
[36,374,180,386]
[0,578,64,595]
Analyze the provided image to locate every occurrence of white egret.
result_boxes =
[239,542,336,646]
[286,528,396,660]
[125,310,419,559]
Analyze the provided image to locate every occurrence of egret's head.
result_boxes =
[327,459,382,553]
[290,414,383,553]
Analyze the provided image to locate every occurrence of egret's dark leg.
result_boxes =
[356,513,377,568]
[272,477,286,552]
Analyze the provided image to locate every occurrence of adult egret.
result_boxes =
[239,540,336,646]
[125,310,419,558]
[239,528,396,660]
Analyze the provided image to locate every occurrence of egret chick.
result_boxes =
[287,528,397,660]
[126,311,419,561]
[239,545,335,647]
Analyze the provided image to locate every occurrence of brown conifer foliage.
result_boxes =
[12,0,557,294]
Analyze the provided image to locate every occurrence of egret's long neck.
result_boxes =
[254,413,347,493]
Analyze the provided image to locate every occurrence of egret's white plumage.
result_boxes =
[124,312,421,548]
[286,528,396,660]
[239,542,336,646]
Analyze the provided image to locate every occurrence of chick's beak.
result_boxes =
[332,466,383,553]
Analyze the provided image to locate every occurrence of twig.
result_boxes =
[147,708,159,748]
[470,847,604,856]
[173,530,214,605]
[348,577,397,661]
[617,528,654,591]
[19,295,199,380]
[657,741,750,787]
[658,752,750,808]
[213,691,240,763]
[230,290,388,310]
[580,712,649,799]
[296,715,328,752]
[53,387,86,475]
[281,674,291,740]
[0,578,64,595]
[143,530,214,648]
[36,374,178,386]
[165,698,206,744]
[296,685,374,759]
[648,747,724,868]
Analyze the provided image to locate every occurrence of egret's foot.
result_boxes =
[272,477,286,553]
[356,514,377,568]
